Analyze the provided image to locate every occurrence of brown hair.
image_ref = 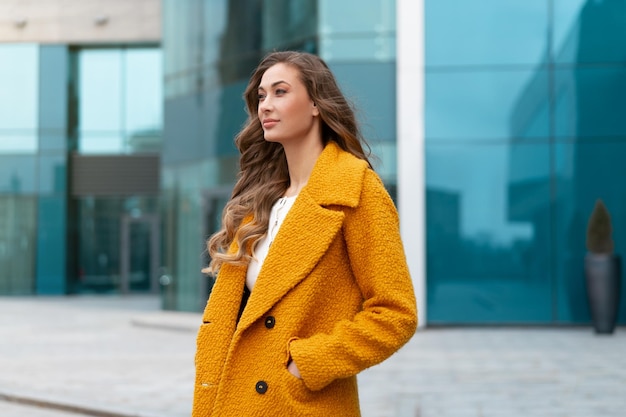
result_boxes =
[205,51,371,274]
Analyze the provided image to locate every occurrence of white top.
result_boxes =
[246,195,298,290]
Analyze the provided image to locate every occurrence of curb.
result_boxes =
[0,390,166,417]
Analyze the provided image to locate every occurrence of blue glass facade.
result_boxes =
[425,0,626,323]
[0,45,67,294]
[0,43,161,296]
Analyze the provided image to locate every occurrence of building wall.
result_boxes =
[0,0,160,43]
[421,0,626,324]
[0,1,162,296]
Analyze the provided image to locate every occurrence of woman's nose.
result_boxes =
[259,96,272,112]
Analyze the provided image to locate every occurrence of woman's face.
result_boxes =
[257,63,320,146]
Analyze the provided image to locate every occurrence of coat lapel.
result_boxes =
[237,192,344,331]
[236,142,369,332]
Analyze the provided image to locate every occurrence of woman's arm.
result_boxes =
[288,169,418,391]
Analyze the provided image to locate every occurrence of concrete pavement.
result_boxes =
[0,295,624,417]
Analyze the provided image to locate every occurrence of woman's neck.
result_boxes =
[282,138,324,197]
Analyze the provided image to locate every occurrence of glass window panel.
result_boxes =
[263,0,317,50]
[554,67,626,139]
[39,133,66,152]
[426,69,550,141]
[320,35,395,62]
[39,46,68,131]
[79,133,125,154]
[203,0,228,67]
[79,50,122,132]
[426,142,552,323]
[329,62,396,142]
[125,49,163,151]
[554,140,626,323]
[0,135,38,153]
[175,165,205,311]
[554,0,626,64]
[320,0,395,35]
[38,153,66,194]
[72,196,157,294]
[0,44,38,131]
[370,140,397,185]
[0,196,37,295]
[36,195,66,294]
[0,155,37,194]
[425,0,548,67]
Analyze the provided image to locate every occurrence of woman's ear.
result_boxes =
[312,102,319,117]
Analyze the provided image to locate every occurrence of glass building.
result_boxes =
[161,0,626,326]
[4,0,625,327]
[0,1,162,296]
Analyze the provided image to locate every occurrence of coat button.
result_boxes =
[264,316,275,329]
[255,380,268,394]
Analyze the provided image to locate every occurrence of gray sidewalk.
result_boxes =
[0,296,624,417]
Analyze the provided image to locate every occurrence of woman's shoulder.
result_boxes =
[306,142,371,207]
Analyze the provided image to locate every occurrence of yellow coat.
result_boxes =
[193,142,417,417]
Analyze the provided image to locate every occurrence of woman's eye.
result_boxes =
[258,94,266,101]
[275,88,286,95]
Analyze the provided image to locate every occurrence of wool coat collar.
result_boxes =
[203,141,368,334]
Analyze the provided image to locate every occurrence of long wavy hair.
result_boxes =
[205,51,371,274]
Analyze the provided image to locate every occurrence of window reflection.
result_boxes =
[554,0,626,64]
[426,70,550,141]
[0,45,38,131]
[0,156,37,194]
[0,196,36,294]
[0,44,39,154]
[425,0,548,67]
[76,48,163,154]
[426,143,551,322]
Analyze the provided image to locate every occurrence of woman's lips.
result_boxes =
[263,119,278,128]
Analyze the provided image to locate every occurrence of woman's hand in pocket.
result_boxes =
[287,359,302,379]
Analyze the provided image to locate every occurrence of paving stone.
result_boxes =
[0,296,624,417]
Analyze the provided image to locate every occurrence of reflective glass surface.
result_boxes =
[554,67,626,139]
[426,69,550,141]
[0,156,37,194]
[125,49,163,146]
[0,45,38,154]
[36,195,66,294]
[71,197,158,294]
[79,50,123,132]
[554,140,626,323]
[0,135,38,153]
[76,48,163,154]
[330,62,396,142]
[320,0,395,34]
[320,0,395,62]
[425,0,548,67]
[263,0,317,50]
[320,35,396,62]
[38,154,67,195]
[426,142,552,323]
[0,196,36,295]
[554,0,626,64]
[0,45,38,132]
[425,0,626,324]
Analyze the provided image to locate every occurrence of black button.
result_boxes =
[264,316,275,329]
[256,380,268,394]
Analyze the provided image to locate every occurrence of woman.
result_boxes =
[193,51,417,417]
